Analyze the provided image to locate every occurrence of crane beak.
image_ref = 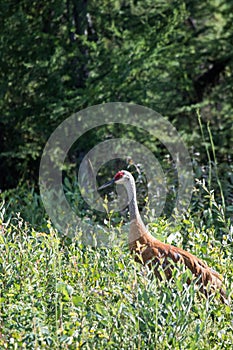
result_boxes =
[98,179,115,190]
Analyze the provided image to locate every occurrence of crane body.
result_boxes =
[99,170,227,302]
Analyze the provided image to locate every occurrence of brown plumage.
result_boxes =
[99,170,227,303]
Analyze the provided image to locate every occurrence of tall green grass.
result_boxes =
[0,200,232,349]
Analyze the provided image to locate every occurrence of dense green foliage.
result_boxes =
[0,0,233,189]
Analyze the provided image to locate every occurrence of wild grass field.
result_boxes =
[0,176,232,349]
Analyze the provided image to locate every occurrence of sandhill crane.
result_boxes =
[99,170,227,303]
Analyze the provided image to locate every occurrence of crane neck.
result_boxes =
[125,177,141,221]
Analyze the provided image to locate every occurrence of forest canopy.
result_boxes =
[0,0,232,190]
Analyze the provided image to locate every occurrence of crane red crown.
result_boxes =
[114,171,124,181]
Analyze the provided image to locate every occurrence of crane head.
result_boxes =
[98,170,131,190]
